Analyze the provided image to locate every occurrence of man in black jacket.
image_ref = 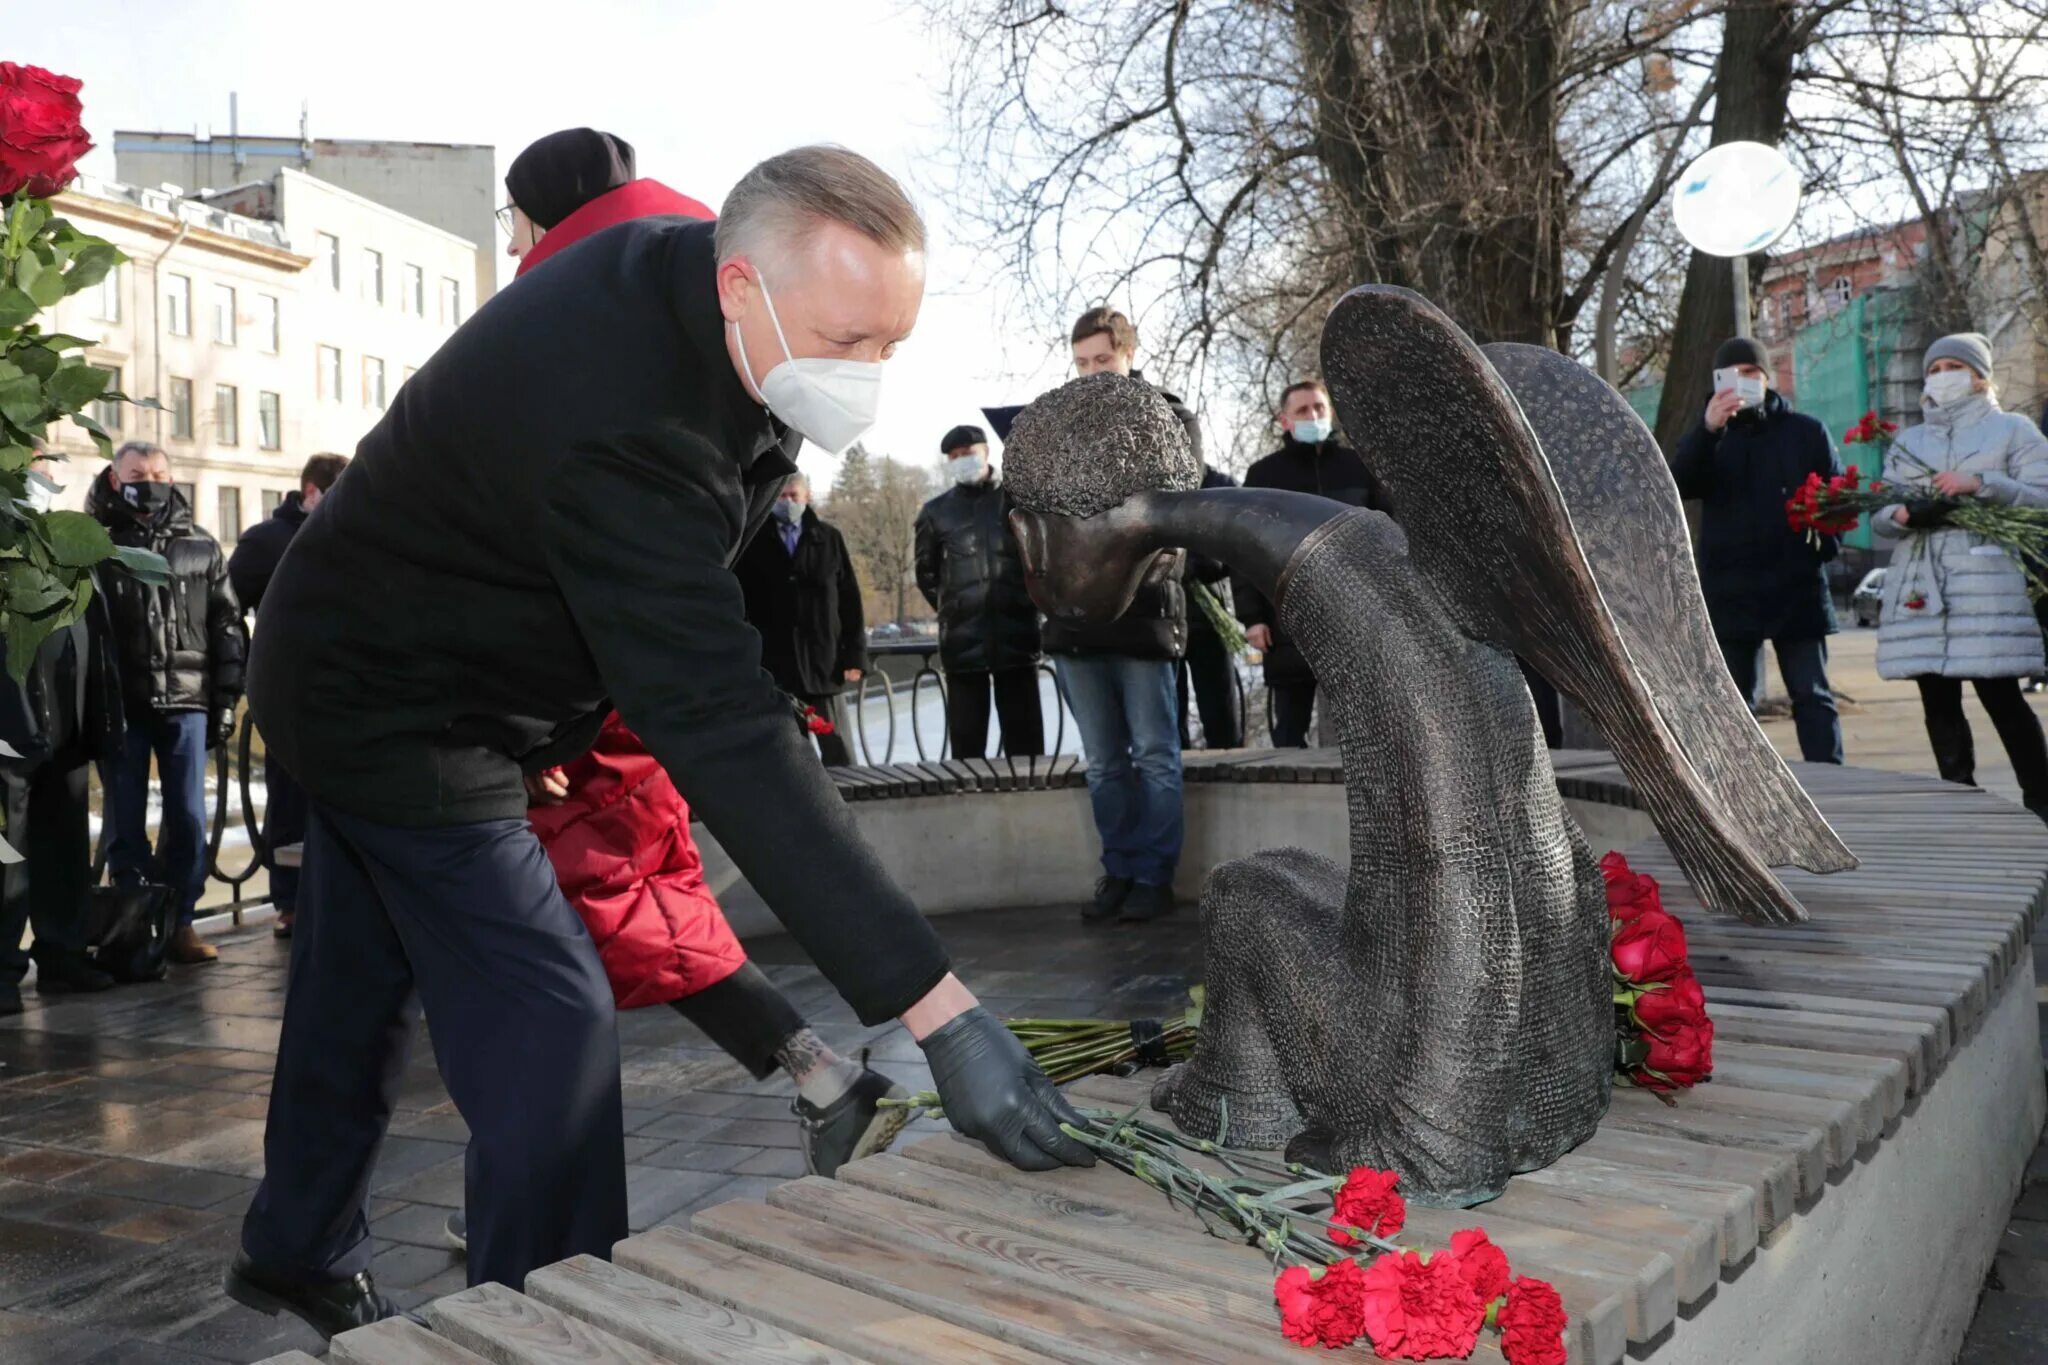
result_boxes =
[915,424,1044,759]
[1670,337,1844,764]
[230,146,1086,1337]
[1055,307,1193,923]
[229,452,349,937]
[1179,462,1242,750]
[734,471,866,765]
[89,443,246,966]
[1236,379,1387,747]
[0,453,125,1012]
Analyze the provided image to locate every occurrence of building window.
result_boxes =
[169,376,194,439]
[261,489,284,517]
[318,345,342,402]
[88,364,122,432]
[404,263,424,317]
[363,355,386,410]
[258,391,281,450]
[212,283,237,346]
[439,276,461,326]
[1824,275,1853,313]
[362,248,384,304]
[90,265,120,322]
[166,274,191,336]
[317,232,341,290]
[215,383,239,445]
[257,294,280,353]
[218,487,241,544]
[174,480,196,510]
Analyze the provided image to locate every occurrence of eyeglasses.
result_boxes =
[495,204,516,236]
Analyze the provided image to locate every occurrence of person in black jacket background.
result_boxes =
[1235,379,1387,747]
[228,452,348,938]
[734,472,867,765]
[88,442,246,966]
[915,424,1043,759]
[1670,337,1843,765]
[0,451,126,1013]
[1178,462,1242,750]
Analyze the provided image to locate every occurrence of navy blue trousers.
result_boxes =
[241,803,626,1291]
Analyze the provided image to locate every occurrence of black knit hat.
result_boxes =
[940,424,988,455]
[1712,336,1770,371]
[505,128,636,230]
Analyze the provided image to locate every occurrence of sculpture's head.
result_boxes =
[1001,373,1201,621]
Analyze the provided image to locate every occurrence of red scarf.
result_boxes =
[514,179,716,278]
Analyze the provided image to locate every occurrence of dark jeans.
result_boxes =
[1718,635,1844,765]
[1055,655,1184,886]
[669,960,807,1079]
[263,747,307,912]
[1915,676,2048,811]
[1269,677,1317,749]
[104,709,210,925]
[242,804,625,1291]
[795,691,852,767]
[946,667,1045,760]
[1178,631,1242,750]
[0,754,92,985]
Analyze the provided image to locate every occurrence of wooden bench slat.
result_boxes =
[1599,1088,1830,1198]
[524,1255,861,1364]
[1529,1154,1758,1266]
[330,1318,492,1364]
[423,1282,669,1365]
[1714,1040,1908,1119]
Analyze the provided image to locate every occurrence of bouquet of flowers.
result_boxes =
[1601,852,1714,1092]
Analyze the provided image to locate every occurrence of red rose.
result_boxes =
[1632,971,1707,1034]
[1498,1276,1569,1365]
[1640,1012,1715,1089]
[0,63,93,198]
[1328,1166,1405,1247]
[1610,906,1690,984]
[1274,1258,1368,1349]
[1449,1227,1511,1302]
[1598,852,1664,923]
[1358,1250,1486,1361]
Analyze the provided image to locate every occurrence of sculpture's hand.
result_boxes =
[918,1007,1096,1171]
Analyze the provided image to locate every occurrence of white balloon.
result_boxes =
[1671,141,1803,257]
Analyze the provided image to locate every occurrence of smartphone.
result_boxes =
[1713,367,1765,408]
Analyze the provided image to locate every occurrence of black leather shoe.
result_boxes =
[224,1251,396,1340]
[794,1064,910,1177]
[1118,882,1176,923]
[1083,876,1133,921]
[0,986,21,1017]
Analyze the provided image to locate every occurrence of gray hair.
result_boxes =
[113,440,167,467]
[784,470,813,497]
[715,146,924,270]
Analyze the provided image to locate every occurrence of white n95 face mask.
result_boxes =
[946,454,984,484]
[732,271,885,456]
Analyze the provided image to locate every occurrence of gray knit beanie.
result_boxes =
[1924,332,1993,378]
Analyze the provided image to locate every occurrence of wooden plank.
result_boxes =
[423,1282,669,1365]
[1705,1004,1938,1091]
[616,1226,1056,1365]
[1529,1153,1758,1265]
[523,1255,861,1364]
[1699,987,1954,1059]
[1598,1089,1830,1198]
[1713,1042,1907,1123]
[1570,1127,1797,1235]
[1418,1179,1719,1306]
[762,1176,1327,1363]
[330,1319,492,1364]
[1688,964,1974,1037]
[692,1197,1303,1365]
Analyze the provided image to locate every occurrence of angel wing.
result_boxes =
[1319,286,1854,923]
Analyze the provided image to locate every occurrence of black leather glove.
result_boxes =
[1902,498,1955,530]
[918,1007,1097,1171]
[210,710,236,751]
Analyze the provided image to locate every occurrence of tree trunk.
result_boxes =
[1651,0,1803,455]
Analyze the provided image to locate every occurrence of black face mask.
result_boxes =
[121,481,173,517]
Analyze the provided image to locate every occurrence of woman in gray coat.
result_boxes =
[1874,332,2048,820]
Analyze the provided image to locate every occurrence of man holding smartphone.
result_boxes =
[1670,336,1847,764]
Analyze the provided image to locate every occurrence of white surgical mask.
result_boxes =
[1925,370,1976,408]
[732,271,884,456]
[946,454,985,485]
[23,479,54,514]
[1292,417,1332,445]
[771,498,805,525]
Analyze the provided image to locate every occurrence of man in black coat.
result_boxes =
[734,471,866,765]
[1670,337,1844,764]
[1179,462,1242,750]
[0,453,125,1012]
[1235,379,1387,747]
[915,424,1044,759]
[88,443,246,967]
[228,452,349,937]
[230,146,1086,1338]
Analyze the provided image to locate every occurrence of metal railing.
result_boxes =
[851,638,1070,764]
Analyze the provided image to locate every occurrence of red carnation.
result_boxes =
[1328,1166,1405,1246]
[0,63,93,198]
[1274,1258,1369,1349]
[1358,1250,1487,1361]
[1598,852,1664,923]
[1610,906,1691,984]
[1498,1276,1569,1365]
[1640,1012,1715,1090]
[1449,1227,1511,1303]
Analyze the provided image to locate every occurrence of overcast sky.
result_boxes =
[34,0,1084,489]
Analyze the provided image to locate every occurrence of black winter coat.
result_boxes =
[913,479,1040,673]
[0,576,124,766]
[1183,465,1239,642]
[1234,437,1387,681]
[1670,391,1841,641]
[87,471,246,718]
[227,493,311,614]
[733,509,868,698]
